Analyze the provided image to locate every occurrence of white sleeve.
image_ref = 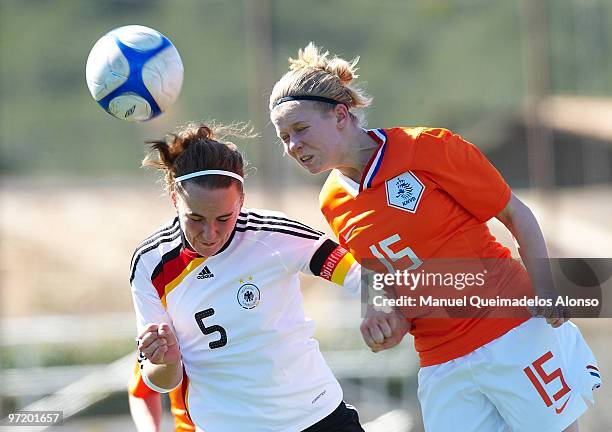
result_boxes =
[285,234,330,276]
[130,262,173,336]
[260,211,327,275]
[342,262,362,298]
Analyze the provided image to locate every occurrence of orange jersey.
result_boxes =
[320,127,529,366]
[128,360,194,432]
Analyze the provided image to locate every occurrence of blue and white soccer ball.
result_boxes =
[85,25,184,122]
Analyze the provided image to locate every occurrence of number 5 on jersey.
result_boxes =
[195,308,227,349]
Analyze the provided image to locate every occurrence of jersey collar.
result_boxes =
[359,128,387,192]
[333,128,387,197]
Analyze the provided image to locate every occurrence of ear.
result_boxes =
[334,104,350,129]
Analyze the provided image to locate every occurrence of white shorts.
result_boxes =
[417,319,601,432]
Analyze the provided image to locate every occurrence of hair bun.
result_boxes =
[326,57,358,86]
[194,125,214,141]
[288,42,358,86]
[270,42,372,111]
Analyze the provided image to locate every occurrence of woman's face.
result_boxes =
[271,102,348,174]
[172,182,244,257]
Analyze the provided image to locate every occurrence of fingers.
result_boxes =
[361,317,392,347]
[147,341,170,364]
[532,304,570,328]
[546,316,567,328]
[158,323,178,346]
[360,312,411,353]
[379,319,393,339]
[370,343,384,353]
[137,323,160,340]
[136,323,177,364]
[360,320,379,349]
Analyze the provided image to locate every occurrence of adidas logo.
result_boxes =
[197,266,214,279]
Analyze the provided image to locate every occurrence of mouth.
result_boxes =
[299,155,313,164]
[200,241,218,247]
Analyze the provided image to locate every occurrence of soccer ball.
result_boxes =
[85,25,184,122]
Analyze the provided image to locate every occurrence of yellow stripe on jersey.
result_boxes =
[161,257,206,308]
[330,253,356,286]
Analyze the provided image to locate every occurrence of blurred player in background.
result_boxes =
[130,122,373,431]
[128,358,194,432]
[269,43,601,432]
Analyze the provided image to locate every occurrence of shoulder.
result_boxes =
[381,126,458,148]
[411,127,472,148]
[371,127,433,169]
[236,208,324,242]
[319,169,357,216]
[409,127,484,164]
[320,170,341,198]
[129,217,182,283]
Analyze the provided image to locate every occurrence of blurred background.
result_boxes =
[1,0,611,430]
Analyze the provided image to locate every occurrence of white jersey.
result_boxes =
[130,209,358,432]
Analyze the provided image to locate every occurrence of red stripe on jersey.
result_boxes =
[359,130,385,192]
[151,249,198,299]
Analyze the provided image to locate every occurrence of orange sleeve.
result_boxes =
[128,359,196,431]
[127,358,155,398]
[414,128,511,221]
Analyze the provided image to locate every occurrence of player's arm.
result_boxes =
[495,193,568,327]
[137,323,183,392]
[128,359,163,432]
[307,239,361,296]
[131,263,183,392]
[307,239,410,352]
[129,391,163,432]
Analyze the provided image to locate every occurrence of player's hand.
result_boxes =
[531,298,570,328]
[360,305,411,353]
[137,323,181,365]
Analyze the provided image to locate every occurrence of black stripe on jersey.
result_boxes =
[234,225,321,240]
[133,217,179,253]
[130,230,182,283]
[150,243,183,282]
[239,211,324,236]
[236,217,323,238]
[309,239,340,276]
[130,218,180,269]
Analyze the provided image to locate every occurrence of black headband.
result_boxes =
[273,95,341,108]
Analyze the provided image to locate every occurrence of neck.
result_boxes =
[337,127,379,183]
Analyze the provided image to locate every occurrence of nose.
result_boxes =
[199,222,217,242]
[286,136,303,156]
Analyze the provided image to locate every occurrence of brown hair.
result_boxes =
[269,42,372,123]
[143,122,250,193]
